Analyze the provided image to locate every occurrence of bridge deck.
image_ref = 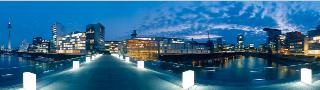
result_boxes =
[36,55,182,90]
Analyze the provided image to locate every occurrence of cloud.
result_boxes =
[137,2,320,42]
[141,24,191,35]
[185,34,222,39]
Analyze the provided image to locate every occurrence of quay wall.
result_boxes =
[159,52,317,63]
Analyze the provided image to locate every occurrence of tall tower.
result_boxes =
[8,18,12,51]
[237,34,244,52]
[206,31,214,53]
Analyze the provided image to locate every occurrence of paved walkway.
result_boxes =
[37,55,182,90]
[6,55,320,90]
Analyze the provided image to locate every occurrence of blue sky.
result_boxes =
[0,2,320,48]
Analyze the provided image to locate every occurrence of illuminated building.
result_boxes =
[105,41,120,54]
[258,44,265,52]
[119,40,128,56]
[51,22,65,52]
[279,34,286,54]
[246,44,256,52]
[160,38,185,54]
[127,37,211,60]
[85,23,105,52]
[237,34,244,52]
[127,37,159,60]
[304,25,320,56]
[28,37,51,53]
[126,30,211,60]
[284,31,305,55]
[263,28,282,54]
[57,32,86,54]
[307,25,320,55]
[35,40,50,53]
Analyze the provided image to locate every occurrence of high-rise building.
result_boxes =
[263,28,282,53]
[51,22,64,52]
[237,34,244,52]
[284,31,305,54]
[85,23,105,52]
[7,18,12,51]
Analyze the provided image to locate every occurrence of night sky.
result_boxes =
[1,2,320,48]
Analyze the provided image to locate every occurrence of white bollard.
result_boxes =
[301,68,312,84]
[125,57,130,63]
[73,61,80,71]
[119,55,123,60]
[137,61,144,69]
[182,70,194,89]
[86,56,91,63]
[91,55,95,60]
[23,72,36,90]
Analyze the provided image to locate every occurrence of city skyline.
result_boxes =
[1,2,320,48]
[2,1,320,90]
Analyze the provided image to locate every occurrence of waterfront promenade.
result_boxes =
[36,55,182,90]
[3,54,320,90]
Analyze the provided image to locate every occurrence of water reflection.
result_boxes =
[154,55,318,85]
[0,54,84,86]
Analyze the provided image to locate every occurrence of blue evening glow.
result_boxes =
[0,2,319,48]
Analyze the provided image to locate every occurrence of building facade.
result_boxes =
[284,31,305,55]
[127,37,159,60]
[237,34,244,52]
[28,37,50,53]
[105,41,120,54]
[57,32,86,54]
[85,23,105,52]
[307,26,320,55]
[263,28,282,53]
[126,36,211,60]
[51,22,64,52]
